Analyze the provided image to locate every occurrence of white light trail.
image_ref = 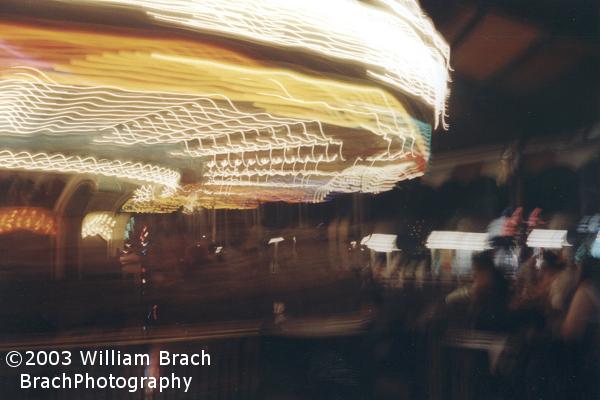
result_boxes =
[81,212,117,241]
[131,185,156,203]
[361,233,400,252]
[71,0,450,126]
[1,67,426,200]
[526,229,569,249]
[0,149,180,188]
[426,231,491,251]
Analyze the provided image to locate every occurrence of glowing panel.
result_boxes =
[526,229,569,249]
[426,231,490,251]
[0,207,57,235]
[268,237,285,244]
[0,149,180,188]
[361,233,399,252]
[81,212,117,241]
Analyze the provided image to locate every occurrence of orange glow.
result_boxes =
[0,22,258,71]
[0,207,57,236]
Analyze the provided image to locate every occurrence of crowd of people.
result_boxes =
[427,244,600,399]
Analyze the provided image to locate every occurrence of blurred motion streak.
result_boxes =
[58,0,451,127]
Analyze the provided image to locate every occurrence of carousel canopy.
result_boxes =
[0,0,450,211]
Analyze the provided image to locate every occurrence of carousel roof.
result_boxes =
[0,1,449,211]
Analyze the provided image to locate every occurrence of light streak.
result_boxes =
[0,11,441,206]
[1,65,422,159]
[268,237,285,244]
[132,185,156,203]
[361,234,399,252]
[70,0,450,126]
[121,198,182,213]
[0,207,57,235]
[426,231,490,251]
[526,229,569,249]
[0,149,180,188]
[81,212,117,241]
[1,67,426,199]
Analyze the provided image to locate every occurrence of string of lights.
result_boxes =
[0,149,180,188]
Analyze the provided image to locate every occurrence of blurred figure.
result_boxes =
[509,252,576,400]
[510,250,571,358]
[561,257,600,399]
[183,239,213,273]
[444,251,510,331]
[549,255,579,315]
[469,251,511,331]
[562,256,600,340]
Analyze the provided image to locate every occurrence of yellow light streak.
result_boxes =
[68,0,450,126]
[1,67,425,197]
[0,16,438,205]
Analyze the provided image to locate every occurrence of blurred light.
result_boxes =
[361,233,399,252]
[67,0,450,126]
[0,149,180,188]
[81,212,117,241]
[591,233,600,258]
[426,231,490,251]
[526,229,569,249]
[578,214,600,233]
[132,185,156,203]
[268,237,285,244]
[0,10,440,206]
[0,207,57,236]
